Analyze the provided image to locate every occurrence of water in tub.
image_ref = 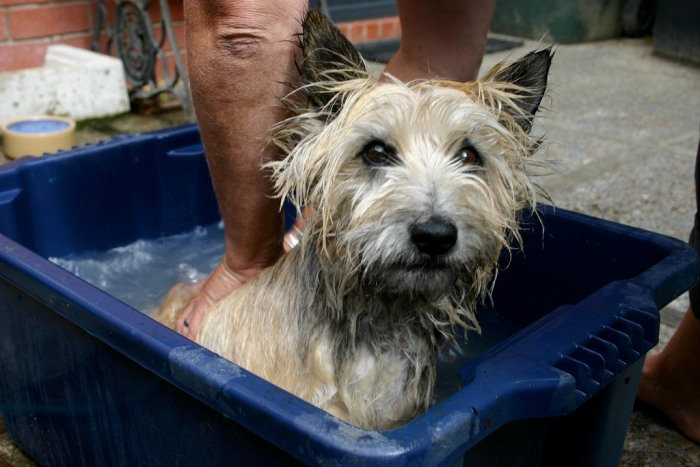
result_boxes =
[50,221,227,313]
[49,221,515,404]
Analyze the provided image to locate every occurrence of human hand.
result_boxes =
[176,260,256,339]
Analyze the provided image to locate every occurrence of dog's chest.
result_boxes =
[309,327,434,429]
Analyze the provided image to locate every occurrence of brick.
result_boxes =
[154,51,188,82]
[378,17,401,40]
[99,0,117,25]
[1,0,85,5]
[168,0,185,22]
[58,32,94,51]
[9,4,92,40]
[0,0,54,6]
[348,22,366,43]
[337,17,400,44]
[337,23,349,38]
[0,41,48,72]
[92,31,112,55]
[153,21,185,53]
[0,11,7,41]
[366,21,380,41]
[148,0,184,23]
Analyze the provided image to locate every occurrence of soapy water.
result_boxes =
[50,221,226,314]
[49,221,515,402]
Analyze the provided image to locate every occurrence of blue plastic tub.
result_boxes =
[0,124,697,466]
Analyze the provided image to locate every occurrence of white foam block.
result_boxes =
[0,45,130,124]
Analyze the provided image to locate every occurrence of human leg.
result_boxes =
[385,0,496,82]
[637,308,700,443]
[178,0,307,338]
[637,138,700,443]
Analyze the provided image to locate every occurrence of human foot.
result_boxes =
[637,310,700,444]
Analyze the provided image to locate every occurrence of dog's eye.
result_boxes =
[456,145,481,166]
[361,141,396,167]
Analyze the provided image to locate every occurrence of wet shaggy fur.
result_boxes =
[156,9,553,430]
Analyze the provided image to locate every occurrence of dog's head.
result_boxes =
[270,10,552,308]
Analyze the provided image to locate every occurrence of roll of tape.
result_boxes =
[1,115,76,159]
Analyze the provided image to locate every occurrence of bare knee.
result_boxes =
[186,0,308,62]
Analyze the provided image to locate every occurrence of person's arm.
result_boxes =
[177,0,306,338]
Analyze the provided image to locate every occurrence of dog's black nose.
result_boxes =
[410,216,458,256]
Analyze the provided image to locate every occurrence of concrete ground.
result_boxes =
[0,36,699,465]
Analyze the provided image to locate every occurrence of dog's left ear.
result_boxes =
[300,9,369,114]
[482,48,553,133]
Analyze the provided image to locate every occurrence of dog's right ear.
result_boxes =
[481,48,553,133]
[300,9,369,114]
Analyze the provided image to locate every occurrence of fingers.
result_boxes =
[176,295,208,339]
[174,260,249,339]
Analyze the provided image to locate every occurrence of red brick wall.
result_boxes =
[0,0,186,76]
[0,1,400,78]
[1,0,98,72]
[339,16,401,43]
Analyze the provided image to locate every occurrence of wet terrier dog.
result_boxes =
[157,10,552,430]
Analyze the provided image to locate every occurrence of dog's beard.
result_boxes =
[332,220,503,305]
[372,260,458,300]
